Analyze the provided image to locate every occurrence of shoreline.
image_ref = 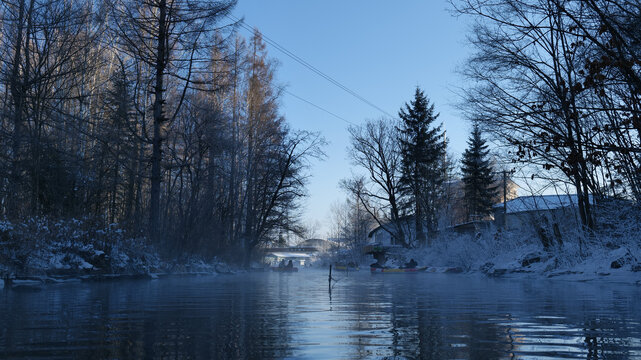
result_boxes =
[2,271,228,291]
[3,264,639,293]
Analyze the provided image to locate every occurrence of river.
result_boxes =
[1,270,640,359]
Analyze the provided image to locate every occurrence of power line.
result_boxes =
[227,14,395,119]
[281,88,356,126]
[282,89,356,126]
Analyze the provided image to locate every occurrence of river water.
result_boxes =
[1,270,640,359]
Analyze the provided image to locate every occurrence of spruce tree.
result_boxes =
[461,124,499,220]
[398,87,446,246]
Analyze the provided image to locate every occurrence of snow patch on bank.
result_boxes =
[373,202,641,285]
[0,218,227,282]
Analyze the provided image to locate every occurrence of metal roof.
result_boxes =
[492,194,593,214]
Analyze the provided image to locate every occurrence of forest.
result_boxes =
[0,0,326,270]
[1,0,640,272]
[1,2,640,357]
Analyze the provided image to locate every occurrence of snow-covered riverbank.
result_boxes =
[0,218,231,290]
[358,201,641,285]
[374,231,641,285]
[4,202,640,291]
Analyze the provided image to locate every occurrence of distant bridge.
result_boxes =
[261,246,318,254]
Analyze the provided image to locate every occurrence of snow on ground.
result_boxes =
[361,201,641,285]
[2,201,639,287]
[0,218,226,282]
[372,232,641,285]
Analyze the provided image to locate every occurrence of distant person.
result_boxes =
[286,260,293,269]
[279,260,286,268]
[371,254,387,268]
[403,258,417,269]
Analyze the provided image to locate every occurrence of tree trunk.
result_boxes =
[414,194,425,247]
[149,0,167,243]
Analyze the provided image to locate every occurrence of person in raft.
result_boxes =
[286,260,294,269]
[402,258,418,269]
[370,254,387,268]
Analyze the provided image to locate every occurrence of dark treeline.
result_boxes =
[0,0,324,264]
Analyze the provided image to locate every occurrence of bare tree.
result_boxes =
[0,0,102,217]
[453,0,599,229]
[554,0,641,201]
[108,0,236,242]
[328,193,375,258]
[241,129,325,267]
[344,118,408,247]
[0,0,328,265]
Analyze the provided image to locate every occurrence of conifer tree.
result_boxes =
[461,124,498,220]
[398,87,446,246]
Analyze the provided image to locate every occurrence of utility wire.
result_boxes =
[281,88,356,126]
[228,14,395,119]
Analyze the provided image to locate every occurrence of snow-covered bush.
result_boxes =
[0,217,161,276]
[404,198,641,279]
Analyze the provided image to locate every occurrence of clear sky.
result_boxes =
[231,0,474,238]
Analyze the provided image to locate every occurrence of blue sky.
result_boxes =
[231,0,474,237]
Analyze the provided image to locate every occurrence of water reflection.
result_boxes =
[1,272,640,359]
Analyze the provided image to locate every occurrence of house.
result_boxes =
[492,194,592,230]
[446,220,493,237]
[367,216,415,247]
[442,177,519,226]
[367,226,398,247]
[367,214,491,245]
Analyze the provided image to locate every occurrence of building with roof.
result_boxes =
[492,194,592,230]
[366,216,414,247]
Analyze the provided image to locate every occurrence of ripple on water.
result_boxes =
[1,271,640,359]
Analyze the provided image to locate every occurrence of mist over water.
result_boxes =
[1,271,640,359]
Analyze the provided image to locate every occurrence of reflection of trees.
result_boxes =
[415,299,509,359]
[0,276,296,359]
[2,275,641,358]
[416,306,444,359]
[337,275,528,359]
[583,317,635,360]
[333,276,513,359]
[149,275,296,358]
[464,316,510,359]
